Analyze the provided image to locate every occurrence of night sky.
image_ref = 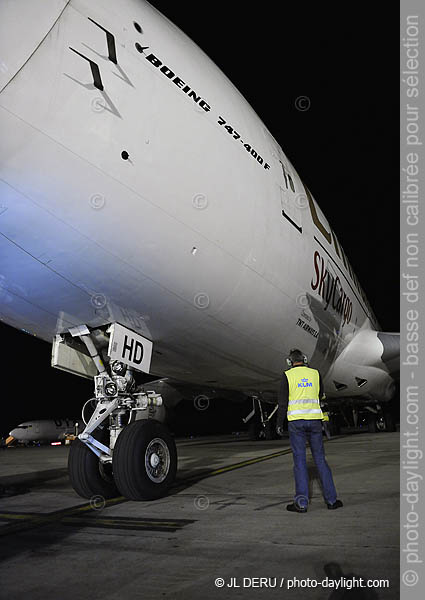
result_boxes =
[1,2,399,436]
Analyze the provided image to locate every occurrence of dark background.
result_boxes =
[1,2,399,436]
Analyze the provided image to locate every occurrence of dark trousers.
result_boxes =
[288,419,337,507]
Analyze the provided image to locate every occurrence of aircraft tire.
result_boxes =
[248,421,262,440]
[383,410,396,432]
[264,419,278,440]
[68,428,118,499]
[367,414,377,433]
[113,420,177,501]
[329,418,340,436]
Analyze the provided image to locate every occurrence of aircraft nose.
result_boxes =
[0,0,68,93]
[9,429,18,437]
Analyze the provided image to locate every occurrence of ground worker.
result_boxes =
[276,348,343,513]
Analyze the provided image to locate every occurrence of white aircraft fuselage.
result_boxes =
[9,418,77,443]
[0,0,397,403]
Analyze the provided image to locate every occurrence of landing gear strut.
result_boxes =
[244,397,278,440]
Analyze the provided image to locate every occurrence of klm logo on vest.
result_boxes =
[298,378,313,388]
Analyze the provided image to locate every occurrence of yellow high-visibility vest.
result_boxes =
[285,366,322,421]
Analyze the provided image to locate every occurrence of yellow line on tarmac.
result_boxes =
[71,496,126,514]
[180,447,294,482]
[0,513,36,520]
[62,517,183,527]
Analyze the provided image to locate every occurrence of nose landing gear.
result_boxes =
[64,326,177,501]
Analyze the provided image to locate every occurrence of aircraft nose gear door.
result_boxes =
[61,323,177,501]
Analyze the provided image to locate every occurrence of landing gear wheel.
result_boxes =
[376,415,387,432]
[264,419,277,440]
[367,413,377,433]
[383,410,396,432]
[113,420,177,500]
[329,418,340,437]
[68,427,118,500]
[375,411,396,432]
[248,421,262,441]
[248,421,271,440]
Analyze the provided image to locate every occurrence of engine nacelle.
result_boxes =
[325,329,399,402]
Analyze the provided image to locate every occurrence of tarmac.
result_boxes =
[0,431,399,599]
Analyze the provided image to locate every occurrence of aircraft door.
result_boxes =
[277,157,303,233]
[263,130,303,234]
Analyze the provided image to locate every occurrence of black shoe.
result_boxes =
[286,502,307,513]
[327,499,343,510]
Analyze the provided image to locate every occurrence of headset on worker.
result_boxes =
[286,348,308,368]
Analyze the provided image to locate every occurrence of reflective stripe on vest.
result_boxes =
[285,366,321,421]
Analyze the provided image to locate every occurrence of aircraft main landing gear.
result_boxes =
[244,397,279,440]
[366,407,396,433]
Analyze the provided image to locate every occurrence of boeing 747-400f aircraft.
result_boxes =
[0,0,399,500]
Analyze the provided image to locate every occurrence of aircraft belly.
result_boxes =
[0,193,291,391]
[0,227,286,390]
